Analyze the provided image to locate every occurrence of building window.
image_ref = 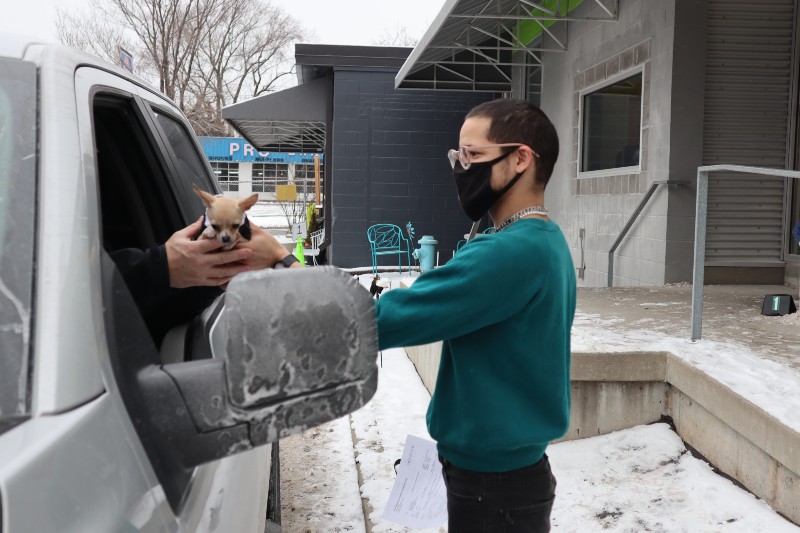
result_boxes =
[252,163,289,193]
[294,163,324,196]
[210,161,239,192]
[580,72,643,174]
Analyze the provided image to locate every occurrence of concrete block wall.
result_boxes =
[542,0,679,286]
[329,69,492,268]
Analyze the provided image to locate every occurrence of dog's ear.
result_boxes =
[192,183,216,207]
[239,193,259,211]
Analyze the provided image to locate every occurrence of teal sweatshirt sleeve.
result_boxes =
[375,233,545,350]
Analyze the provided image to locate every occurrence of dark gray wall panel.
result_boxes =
[329,69,493,269]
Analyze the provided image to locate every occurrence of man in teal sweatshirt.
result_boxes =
[375,99,576,532]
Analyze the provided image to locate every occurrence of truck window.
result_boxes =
[0,58,36,435]
[94,95,184,251]
[94,94,222,347]
[151,108,217,216]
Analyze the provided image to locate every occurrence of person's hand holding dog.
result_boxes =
[166,217,253,288]
[237,224,303,270]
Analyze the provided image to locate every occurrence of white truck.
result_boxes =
[0,34,377,533]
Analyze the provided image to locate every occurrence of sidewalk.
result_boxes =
[278,275,800,532]
[576,284,800,371]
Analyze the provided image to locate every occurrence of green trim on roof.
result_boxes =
[518,0,586,45]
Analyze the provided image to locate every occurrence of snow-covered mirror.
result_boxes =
[223,266,379,444]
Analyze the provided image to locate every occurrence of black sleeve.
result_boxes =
[109,245,222,346]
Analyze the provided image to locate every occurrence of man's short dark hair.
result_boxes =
[466,98,559,189]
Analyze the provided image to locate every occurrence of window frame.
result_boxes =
[145,102,219,221]
[786,173,800,261]
[0,57,37,433]
[88,83,228,508]
[578,65,645,179]
[210,161,240,192]
[91,91,187,249]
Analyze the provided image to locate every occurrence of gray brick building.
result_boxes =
[397,0,800,288]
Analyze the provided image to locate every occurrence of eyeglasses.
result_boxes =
[446,143,538,169]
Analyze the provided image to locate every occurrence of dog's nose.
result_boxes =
[221,235,231,243]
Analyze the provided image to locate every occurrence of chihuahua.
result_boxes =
[192,184,259,250]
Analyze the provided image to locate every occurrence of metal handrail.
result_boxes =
[607,180,685,287]
[691,165,800,341]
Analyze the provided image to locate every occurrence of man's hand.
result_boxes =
[236,223,302,269]
[165,217,254,288]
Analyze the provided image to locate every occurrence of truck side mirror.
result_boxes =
[163,268,379,457]
[223,267,379,443]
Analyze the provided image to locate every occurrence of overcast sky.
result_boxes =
[2,0,444,47]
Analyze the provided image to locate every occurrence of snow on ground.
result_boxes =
[549,423,797,532]
[278,415,365,533]
[248,202,292,230]
[281,349,797,532]
[276,273,798,531]
[350,348,443,533]
[250,214,291,230]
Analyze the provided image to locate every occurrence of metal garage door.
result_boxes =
[702,0,795,266]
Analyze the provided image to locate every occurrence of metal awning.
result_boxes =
[396,0,618,92]
[222,76,330,152]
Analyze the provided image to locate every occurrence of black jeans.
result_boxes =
[439,454,556,533]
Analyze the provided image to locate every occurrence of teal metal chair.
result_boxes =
[455,226,495,253]
[367,224,411,274]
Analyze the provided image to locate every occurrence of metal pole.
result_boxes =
[314,154,321,215]
[691,170,709,341]
[607,182,662,287]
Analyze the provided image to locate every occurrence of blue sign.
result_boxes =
[792,220,800,244]
[199,137,323,164]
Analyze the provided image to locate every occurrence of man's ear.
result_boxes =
[514,146,536,174]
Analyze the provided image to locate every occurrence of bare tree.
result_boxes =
[56,9,134,66]
[372,26,419,47]
[189,0,303,135]
[56,0,304,135]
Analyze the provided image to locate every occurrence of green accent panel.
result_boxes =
[518,0,586,45]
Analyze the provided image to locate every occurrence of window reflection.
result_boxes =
[581,73,643,173]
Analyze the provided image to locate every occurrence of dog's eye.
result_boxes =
[211,224,221,231]
[232,224,239,229]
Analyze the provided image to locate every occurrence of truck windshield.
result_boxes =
[0,58,37,435]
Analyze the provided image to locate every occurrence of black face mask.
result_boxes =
[452,151,523,222]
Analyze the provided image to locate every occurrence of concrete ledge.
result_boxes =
[668,387,800,523]
[571,351,667,381]
[561,381,667,441]
[404,341,440,394]
[666,355,800,479]
[403,344,800,524]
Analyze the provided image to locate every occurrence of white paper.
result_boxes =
[381,435,448,529]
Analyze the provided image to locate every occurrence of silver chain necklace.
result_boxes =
[493,205,548,233]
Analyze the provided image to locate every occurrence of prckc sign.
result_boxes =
[199,137,324,164]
